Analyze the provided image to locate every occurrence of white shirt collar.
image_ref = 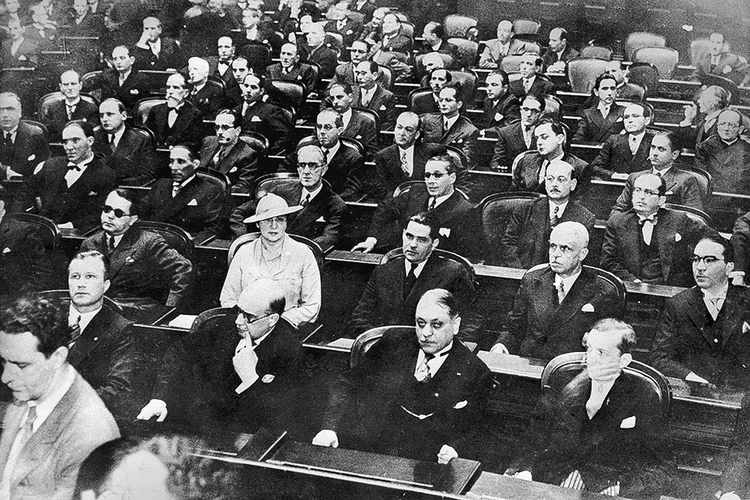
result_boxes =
[341,108,352,128]
[404,258,428,278]
[432,191,452,208]
[177,174,196,189]
[148,38,161,52]
[554,268,582,297]
[322,141,340,163]
[652,166,671,176]
[109,127,125,147]
[415,340,453,377]
[69,303,102,333]
[302,183,323,203]
[549,200,568,218]
[701,281,729,300]
[444,114,459,131]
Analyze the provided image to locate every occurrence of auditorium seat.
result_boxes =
[475,192,544,265]
[625,32,667,61]
[567,58,611,93]
[579,45,613,61]
[444,14,478,38]
[633,47,680,79]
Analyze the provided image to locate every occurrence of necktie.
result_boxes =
[537,159,549,185]
[321,148,329,164]
[428,197,436,210]
[172,181,181,198]
[301,193,310,207]
[108,134,116,151]
[400,150,410,175]
[69,314,82,347]
[556,280,566,305]
[361,90,370,107]
[404,263,417,297]
[337,19,346,31]
[67,162,81,171]
[550,205,560,227]
[707,297,722,321]
[629,135,638,155]
[107,236,116,254]
[443,119,450,132]
[3,132,12,148]
[66,104,75,120]
[415,353,435,382]
[601,106,610,119]
[641,218,655,245]
[523,126,532,148]
[4,404,37,476]
[523,78,531,92]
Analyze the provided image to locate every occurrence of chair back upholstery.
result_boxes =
[21,119,48,140]
[500,55,524,74]
[350,326,413,368]
[407,88,434,114]
[448,38,479,67]
[5,213,61,250]
[579,45,613,60]
[133,97,166,127]
[543,94,563,121]
[477,191,544,265]
[240,131,269,154]
[585,265,627,318]
[625,32,667,60]
[239,44,272,75]
[664,203,714,228]
[513,19,541,36]
[352,107,379,138]
[523,42,542,55]
[266,80,306,111]
[252,172,300,199]
[443,14,477,37]
[541,351,671,419]
[132,220,196,262]
[37,289,124,315]
[632,47,679,79]
[381,248,476,285]
[626,63,660,95]
[400,22,414,39]
[228,232,323,268]
[445,145,468,172]
[377,64,394,90]
[197,170,230,199]
[130,125,155,148]
[81,70,103,100]
[567,58,611,93]
[679,164,712,200]
[689,38,713,67]
[449,70,477,105]
[415,53,455,75]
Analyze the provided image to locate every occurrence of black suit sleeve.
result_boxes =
[97,323,136,413]
[650,297,693,379]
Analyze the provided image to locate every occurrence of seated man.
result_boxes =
[0,185,53,298]
[234,73,291,155]
[478,20,527,69]
[41,70,99,141]
[349,211,479,341]
[610,131,704,215]
[83,46,149,110]
[66,250,134,421]
[420,85,479,168]
[490,93,543,171]
[731,211,750,286]
[1,19,40,68]
[0,296,120,499]
[206,36,238,90]
[186,57,224,121]
[353,60,396,130]
[220,193,321,327]
[678,85,730,151]
[511,119,590,195]
[692,32,750,86]
[323,82,378,158]
[305,22,337,80]
[137,280,305,436]
[502,160,595,269]
[312,288,492,463]
[696,108,750,194]
[480,70,520,130]
[13,120,116,232]
[324,2,363,53]
[509,53,554,98]
[353,154,472,254]
[265,43,317,96]
[132,16,184,71]
[93,98,157,185]
[140,144,225,244]
[541,27,579,73]
[590,102,654,181]
[602,173,716,287]
[0,91,50,179]
[144,73,202,149]
[230,144,348,250]
[572,73,625,144]
[492,222,620,358]
[332,39,379,87]
[412,67,451,115]
[505,319,666,498]
[198,109,259,194]
[80,189,194,315]
[377,13,412,56]
[652,235,750,388]
[372,111,447,200]
[418,21,460,65]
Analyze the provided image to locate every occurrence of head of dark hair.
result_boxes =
[487,69,509,87]
[441,84,462,103]
[652,130,678,154]
[430,67,452,83]
[408,211,441,240]
[110,188,140,216]
[171,143,197,161]
[697,234,734,262]
[585,318,637,354]
[426,153,457,174]
[430,22,445,39]
[0,296,71,357]
[594,72,617,91]
[64,119,95,138]
[70,250,110,281]
[268,295,286,316]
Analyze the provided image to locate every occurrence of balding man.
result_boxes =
[132,16,184,71]
[305,22,337,80]
[187,57,224,120]
[41,70,99,141]
[378,13,411,55]
[492,221,621,359]
[83,46,149,110]
[502,160,595,268]
[0,92,50,179]
[590,103,654,181]
[541,27,578,73]
[206,36,238,88]
[266,43,317,95]
[696,108,750,194]
[478,20,527,69]
[691,32,750,86]
[414,67,451,115]
[324,82,378,157]
[353,60,396,129]
[509,53,555,98]
[420,85,480,167]
[145,73,202,149]
[480,70,520,130]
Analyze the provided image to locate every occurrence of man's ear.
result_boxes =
[51,345,69,367]
[578,247,589,262]
[570,178,578,192]
[103,278,111,294]
[619,353,632,369]
[451,315,461,337]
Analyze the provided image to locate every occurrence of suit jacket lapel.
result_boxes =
[552,270,596,324]
[159,177,197,221]
[663,169,678,193]
[684,287,715,346]
[657,209,676,282]
[108,229,138,279]
[67,308,108,366]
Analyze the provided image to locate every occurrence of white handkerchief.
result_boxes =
[581,303,595,312]
[251,116,262,122]
[380,105,387,110]
[453,400,468,409]
[723,65,732,74]
[229,167,237,173]
[494,112,504,122]
[675,232,681,242]
[439,227,451,238]
[2,247,10,254]
[188,198,198,206]
[262,374,275,384]
[620,416,636,429]
[27,154,35,161]
[743,321,750,334]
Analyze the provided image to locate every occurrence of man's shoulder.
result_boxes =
[609,207,638,226]
[420,112,442,125]
[375,143,397,160]
[17,119,45,139]
[201,135,220,148]
[522,264,553,282]
[64,372,118,430]
[455,116,479,133]
[497,122,521,137]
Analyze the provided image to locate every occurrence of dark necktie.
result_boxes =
[66,104,75,120]
[69,314,82,348]
[3,132,12,149]
[416,353,435,382]
[428,197,436,211]
[67,162,81,171]
[301,193,310,207]
[107,236,116,254]
[404,263,417,297]
[550,205,560,227]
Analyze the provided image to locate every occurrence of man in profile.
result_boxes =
[313,288,492,463]
[420,85,479,167]
[492,222,621,358]
[0,296,120,498]
[265,43,317,95]
[234,73,291,155]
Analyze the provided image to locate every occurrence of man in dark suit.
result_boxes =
[199,109,259,193]
[13,120,117,232]
[509,53,554,98]
[652,235,750,388]
[205,36,238,90]
[325,3,363,55]
[695,108,750,194]
[265,43,317,96]
[237,6,284,59]
[0,296,120,499]
[348,211,479,340]
[573,73,625,144]
[590,103,654,180]
[0,92,50,179]
[492,222,621,358]
[420,85,479,167]
[186,57,224,120]
[678,85,729,151]
[511,119,591,195]
[351,0,376,22]
[332,39,378,87]
[371,111,447,200]
[323,82,378,158]
[305,23,337,80]
[418,21,460,67]
[313,288,492,463]
[353,154,472,253]
[489,93,543,170]
[377,13,412,55]
[541,27,579,73]
[140,144,226,244]
[412,67,450,115]
[610,131,704,215]
[353,60,396,130]
[230,144,347,250]
[41,70,99,141]
[132,16,184,71]
[234,73,291,155]
[83,46,150,110]
[66,250,134,421]
[144,73,202,149]
[502,160,596,269]
[137,279,305,436]
[506,319,666,498]
[691,32,750,86]
[80,189,195,315]
[94,98,157,185]
[602,173,715,287]
[1,19,39,67]
[479,70,520,130]
[61,0,104,37]
[0,185,53,298]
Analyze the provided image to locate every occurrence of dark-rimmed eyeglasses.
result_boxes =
[298,162,324,171]
[240,311,273,325]
[633,187,660,197]
[690,255,724,265]
[102,205,131,218]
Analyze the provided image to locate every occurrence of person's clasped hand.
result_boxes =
[233,338,259,394]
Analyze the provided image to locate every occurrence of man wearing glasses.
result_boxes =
[490,94,544,171]
[80,189,194,318]
[696,108,750,195]
[652,234,750,388]
[602,173,716,287]
[138,279,306,436]
[420,85,479,168]
[198,109,259,194]
[332,39,381,87]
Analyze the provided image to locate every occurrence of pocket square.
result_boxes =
[346,29,353,35]
[675,232,681,242]
[262,374,275,384]
[620,416,636,428]
[723,65,732,74]
[453,400,468,409]
[494,112,504,122]
[439,227,451,238]
[130,89,139,94]
[581,303,595,312]
[27,154,35,161]
[87,191,98,196]
[229,167,237,173]
[251,116,262,122]
[665,190,674,195]
[743,322,750,334]
[616,117,623,122]
[380,105,387,110]
[188,199,198,206]
[125,257,135,264]
[2,247,10,254]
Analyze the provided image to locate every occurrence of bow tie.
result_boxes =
[638,215,657,226]
[67,163,81,171]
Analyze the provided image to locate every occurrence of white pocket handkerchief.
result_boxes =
[743,322,750,334]
[620,416,636,429]
[380,105,387,110]
[188,198,198,206]
[675,232,681,242]
[494,112,504,122]
[262,374,275,384]
[453,400,468,409]
[723,65,732,74]
[439,227,451,238]
[251,116,262,122]
[27,154,35,161]
[581,303,595,312]
[2,247,10,254]
[229,167,237,173]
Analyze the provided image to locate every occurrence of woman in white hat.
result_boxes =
[219,193,321,326]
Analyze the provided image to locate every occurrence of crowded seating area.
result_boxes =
[0,0,750,497]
